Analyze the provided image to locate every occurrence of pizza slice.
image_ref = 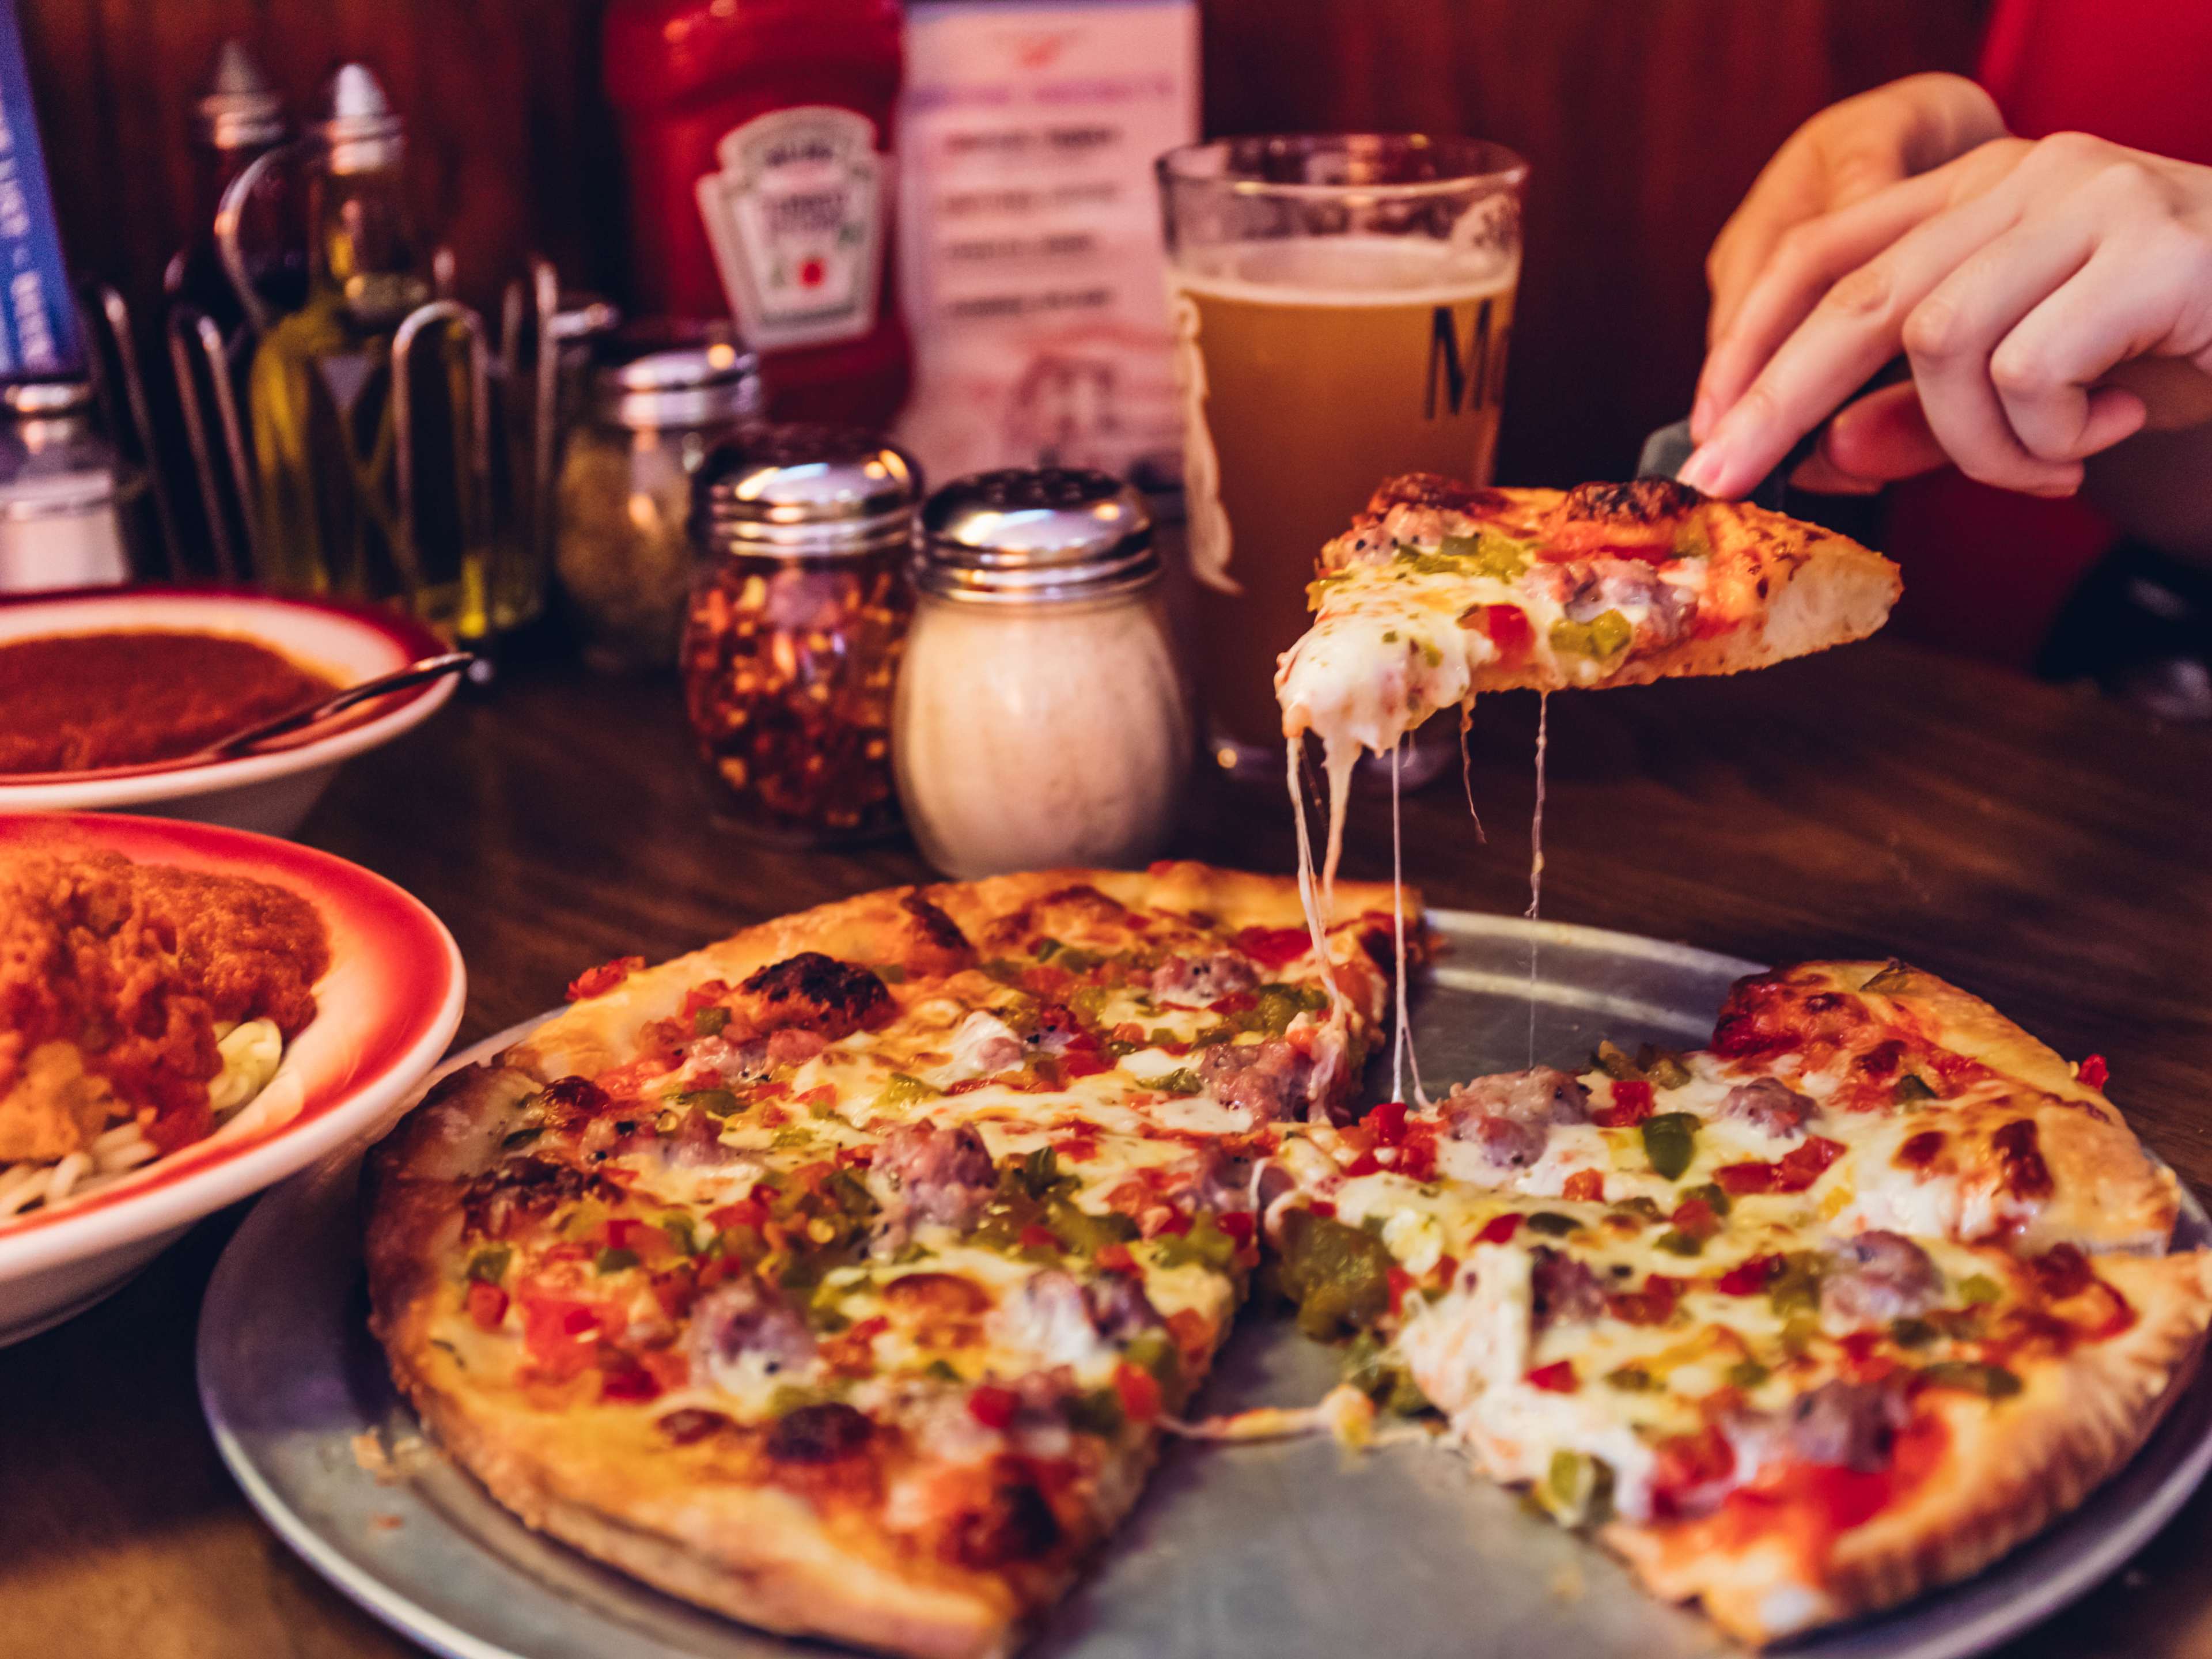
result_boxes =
[1260,959,2211,1644]
[1276,475,1902,766]
[365,864,1417,1659]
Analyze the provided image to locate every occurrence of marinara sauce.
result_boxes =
[0,630,336,774]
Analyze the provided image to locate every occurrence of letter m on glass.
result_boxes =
[1426,300,1497,419]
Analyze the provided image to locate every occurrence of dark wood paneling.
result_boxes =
[17,0,1982,484]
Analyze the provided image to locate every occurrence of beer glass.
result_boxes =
[1157,135,1527,782]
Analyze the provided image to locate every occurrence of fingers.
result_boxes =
[1683,166,2036,497]
[1694,169,1959,439]
[1790,383,1949,492]
[1703,75,2004,354]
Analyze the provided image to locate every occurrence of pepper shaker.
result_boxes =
[680,425,920,844]
[894,467,1192,877]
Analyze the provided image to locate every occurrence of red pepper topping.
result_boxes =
[1386,1265,1416,1316]
[1233,926,1312,971]
[464,1281,509,1330]
[2078,1054,2110,1090]
[1018,1224,1060,1253]
[567,956,645,1002]
[1561,1169,1604,1204]
[1395,1128,1439,1183]
[1592,1078,1655,1129]
[1714,1255,1781,1296]
[1367,1100,1410,1145]
[967,1385,1019,1430]
[1670,1196,1721,1242]
[1114,1361,1165,1424]
[1478,1213,1522,1245]
[1217,1211,1256,1248]
[1095,1243,1138,1275]
[1720,1135,1847,1195]
[1343,1149,1383,1177]
[1470,603,1533,658]
[598,1359,663,1403]
[707,1195,769,1230]
[1525,1361,1578,1394]
[1308,1200,1337,1221]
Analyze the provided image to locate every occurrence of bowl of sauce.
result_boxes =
[0,587,456,836]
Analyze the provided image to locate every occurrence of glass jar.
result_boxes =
[681,425,919,843]
[555,327,760,673]
[894,468,1192,877]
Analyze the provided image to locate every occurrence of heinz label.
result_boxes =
[696,106,884,351]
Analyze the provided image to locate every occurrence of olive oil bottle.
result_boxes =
[249,65,478,631]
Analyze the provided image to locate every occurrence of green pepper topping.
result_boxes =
[673,1087,740,1118]
[923,1358,961,1382]
[1956,1274,2003,1306]
[692,1005,730,1037]
[1550,610,1632,660]
[1654,1229,1703,1257]
[1861,961,1914,994]
[1381,629,1400,643]
[1592,1039,1641,1081]
[1778,1314,1820,1357]
[1541,1448,1615,1527]
[1895,1074,1937,1105]
[594,1246,639,1275]
[1524,1212,1579,1237]
[1603,1365,1657,1392]
[1640,1112,1700,1180]
[1638,1046,1693,1089]
[1032,937,1064,960]
[1727,1358,1771,1390]
[1153,1211,1238,1273]
[1607,1196,1665,1227]
[1124,1328,1184,1392]
[876,1073,938,1109]
[465,1246,511,1283]
[875,963,908,984]
[1766,1252,1826,1317]
[1064,1387,1126,1438]
[1277,1209,1396,1340]
[1918,1361,2022,1399]
[501,1125,543,1149]
[1889,1316,1937,1348]
[660,1216,699,1256]
[1154,1069,1205,1097]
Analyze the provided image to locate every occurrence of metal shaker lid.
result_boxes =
[196,40,286,153]
[694,425,921,559]
[589,325,757,430]
[311,64,403,175]
[916,468,1157,603]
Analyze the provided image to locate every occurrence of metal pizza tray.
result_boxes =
[197,912,2212,1659]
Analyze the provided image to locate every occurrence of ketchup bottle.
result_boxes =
[603,0,912,428]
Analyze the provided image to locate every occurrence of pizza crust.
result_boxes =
[1806,961,2180,1253]
[1609,1249,2212,1643]
[365,862,1372,1659]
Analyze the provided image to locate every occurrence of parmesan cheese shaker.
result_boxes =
[895,468,1192,877]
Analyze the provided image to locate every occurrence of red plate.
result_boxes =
[0,812,465,1280]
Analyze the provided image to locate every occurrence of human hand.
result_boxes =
[1683,132,2212,500]
[1702,73,2005,360]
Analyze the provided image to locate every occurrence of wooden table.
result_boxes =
[7,635,2212,1659]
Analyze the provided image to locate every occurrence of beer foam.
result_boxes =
[1169,234,1518,308]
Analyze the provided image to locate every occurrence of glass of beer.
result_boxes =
[1156,134,1527,782]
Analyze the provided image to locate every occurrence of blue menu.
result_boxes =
[0,0,77,378]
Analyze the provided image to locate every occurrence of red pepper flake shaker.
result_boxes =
[680,425,920,844]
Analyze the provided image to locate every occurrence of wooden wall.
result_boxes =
[21,0,1985,486]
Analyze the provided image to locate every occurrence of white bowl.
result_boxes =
[0,812,466,1345]
[0,585,459,838]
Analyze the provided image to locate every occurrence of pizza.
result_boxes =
[363,865,2209,1656]
[1277,475,1902,771]
[363,864,1409,1659]
[0,839,329,1221]
[1264,957,2211,1643]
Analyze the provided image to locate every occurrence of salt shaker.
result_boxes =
[681,425,919,844]
[895,468,1192,877]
